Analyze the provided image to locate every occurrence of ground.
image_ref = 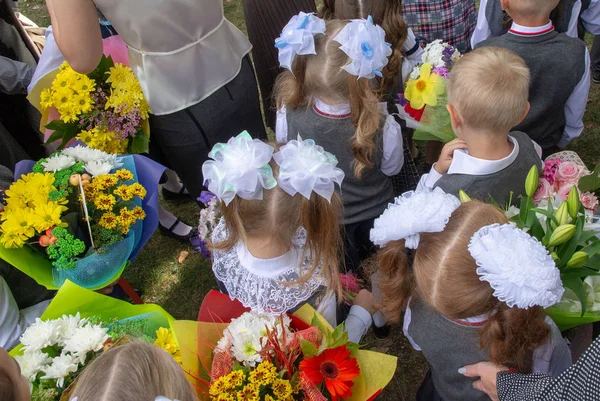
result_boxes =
[17,0,600,399]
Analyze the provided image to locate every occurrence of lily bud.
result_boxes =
[550,252,559,262]
[525,165,539,198]
[458,190,472,203]
[548,224,577,247]
[555,203,569,226]
[567,186,580,219]
[567,251,589,268]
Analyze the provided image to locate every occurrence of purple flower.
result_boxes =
[396,93,409,107]
[432,66,450,79]
[197,191,217,206]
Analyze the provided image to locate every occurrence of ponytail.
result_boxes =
[368,239,414,323]
[274,55,310,111]
[379,0,407,94]
[299,192,343,300]
[211,197,246,251]
[479,304,551,372]
[348,76,381,178]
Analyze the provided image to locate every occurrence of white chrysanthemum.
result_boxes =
[41,354,79,388]
[62,324,109,363]
[61,145,111,163]
[20,318,62,352]
[15,351,52,382]
[55,313,88,346]
[84,160,114,176]
[42,154,76,172]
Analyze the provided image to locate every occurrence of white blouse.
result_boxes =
[93,0,251,115]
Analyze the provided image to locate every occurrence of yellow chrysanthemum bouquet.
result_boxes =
[0,147,157,290]
[40,56,151,154]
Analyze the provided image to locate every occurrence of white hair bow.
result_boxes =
[333,16,392,79]
[273,135,344,202]
[275,12,326,71]
[370,188,461,248]
[202,132,277,206]
[469,224,564,309]
[155,397,180,401]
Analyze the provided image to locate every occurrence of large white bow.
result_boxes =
[202,132,277,206]
[469,224,564,309]
[275,12,326,71]
[273,135,344,202]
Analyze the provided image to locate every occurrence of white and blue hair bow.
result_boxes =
[275,12,326,71]
[202,132,277,206]
[333,16,392,79]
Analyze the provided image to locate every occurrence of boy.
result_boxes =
[417,47,543,206]
[476,0,590,154]
[471,0,581,47]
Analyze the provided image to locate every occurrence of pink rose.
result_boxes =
[556,162,581,185]
[533,178,553,203]
[581,192,599,212]
[557,183,576,202]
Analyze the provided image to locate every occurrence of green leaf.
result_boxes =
[45,119,68,131]
[561,268,600,279]
[557,218,584,267]
[581,239,600,257]
[530,217,545,241]
[585,255,600,270]
[578,163,600,192]
[300,339,319,358]
[579,231,599,245]
[563,278,588,317]
[519,196,530,224]
[46,129,66,145]
[346,342,362,354]
[129,132,150,154]
[529,208,559,226]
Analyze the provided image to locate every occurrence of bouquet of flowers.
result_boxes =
[11,280,176,401]
[0,148,164,290]
[195,191,220,259]
[171,291,397,401]
[396,40,461,142]
[465,152,600,330]
[38,56,151,154]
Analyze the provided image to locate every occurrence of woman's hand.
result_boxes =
[459,362,508,401]
[46,0,103,73]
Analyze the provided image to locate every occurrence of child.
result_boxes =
[369,193,571,401]
[274,16,404,272]
[476,0,590,155]
[203,133,375,342]
[417,46,542,206]
[0,347,30,401]
[471,0,582,48]
[67,342,197,401]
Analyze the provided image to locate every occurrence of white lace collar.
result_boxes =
[211,218,326,315]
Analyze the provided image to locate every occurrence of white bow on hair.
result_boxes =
[275,12,326,71]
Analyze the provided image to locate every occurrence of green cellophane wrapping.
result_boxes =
[412,81,457,143]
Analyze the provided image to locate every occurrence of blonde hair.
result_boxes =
[370,201,551,372]
[213,146,343,299]
[447,47,530,132]
[318,0,408,93]
[274,20,382,178]
[69,342,198,401]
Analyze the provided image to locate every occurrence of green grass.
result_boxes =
[17,1,600,400]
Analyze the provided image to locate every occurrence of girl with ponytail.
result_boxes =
[369,190,572,401]
[274,14,405,272]
[202,133,376,343]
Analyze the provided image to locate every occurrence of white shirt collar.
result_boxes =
[313,98,351,117]
[447,136,519,176]
[235,241,301,277]
[509,21,554,36]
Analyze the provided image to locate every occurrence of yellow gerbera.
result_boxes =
[40,89,54,109]
[1,209,35,238]
[73,93,93,114]
[31,202,66,232]
[404,63,445,110]
[0,231,27,248]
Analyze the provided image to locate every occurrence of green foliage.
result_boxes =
[129,131,150,154]
[578,163,600,193]
[47,227,86,271]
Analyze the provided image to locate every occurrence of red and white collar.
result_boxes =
[509,21,554,37]
[313,99,352,119]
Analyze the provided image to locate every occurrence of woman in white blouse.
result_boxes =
[45,0,267,203]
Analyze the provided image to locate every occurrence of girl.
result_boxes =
[369,190,571,401]
[203,133,375,342]
[67,342,197,401]
[274,15,405,272]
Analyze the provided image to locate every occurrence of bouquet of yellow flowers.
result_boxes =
[39,56,151,154]
[0,148,164,290]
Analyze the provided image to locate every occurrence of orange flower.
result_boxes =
[299,345,360,401]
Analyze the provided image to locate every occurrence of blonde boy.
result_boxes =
[476,0,590,153]
[417,47,543,206]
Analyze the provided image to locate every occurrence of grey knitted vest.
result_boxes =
[485,0,577,37]
[477,31,586,149]
[286,107,393,225]
[435,132,542,206]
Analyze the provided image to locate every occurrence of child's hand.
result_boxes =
[353,289,376,315]
[435,138,468,174]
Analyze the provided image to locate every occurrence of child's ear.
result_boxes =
[518,102,531,124]
[447,104,461,130]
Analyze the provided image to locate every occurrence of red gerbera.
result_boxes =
[299,345,360,401]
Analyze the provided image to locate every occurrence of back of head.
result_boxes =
[214,150,344,298]
[0,369,16,401]
[506,0,560,19]
[69,342,198,401]
[447,46,530,132]
[318,0,407,92]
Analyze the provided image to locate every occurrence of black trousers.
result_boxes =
[149,56,267,200]
[343,217,377,275]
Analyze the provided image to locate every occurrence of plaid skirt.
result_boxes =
[402,0,477,53]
